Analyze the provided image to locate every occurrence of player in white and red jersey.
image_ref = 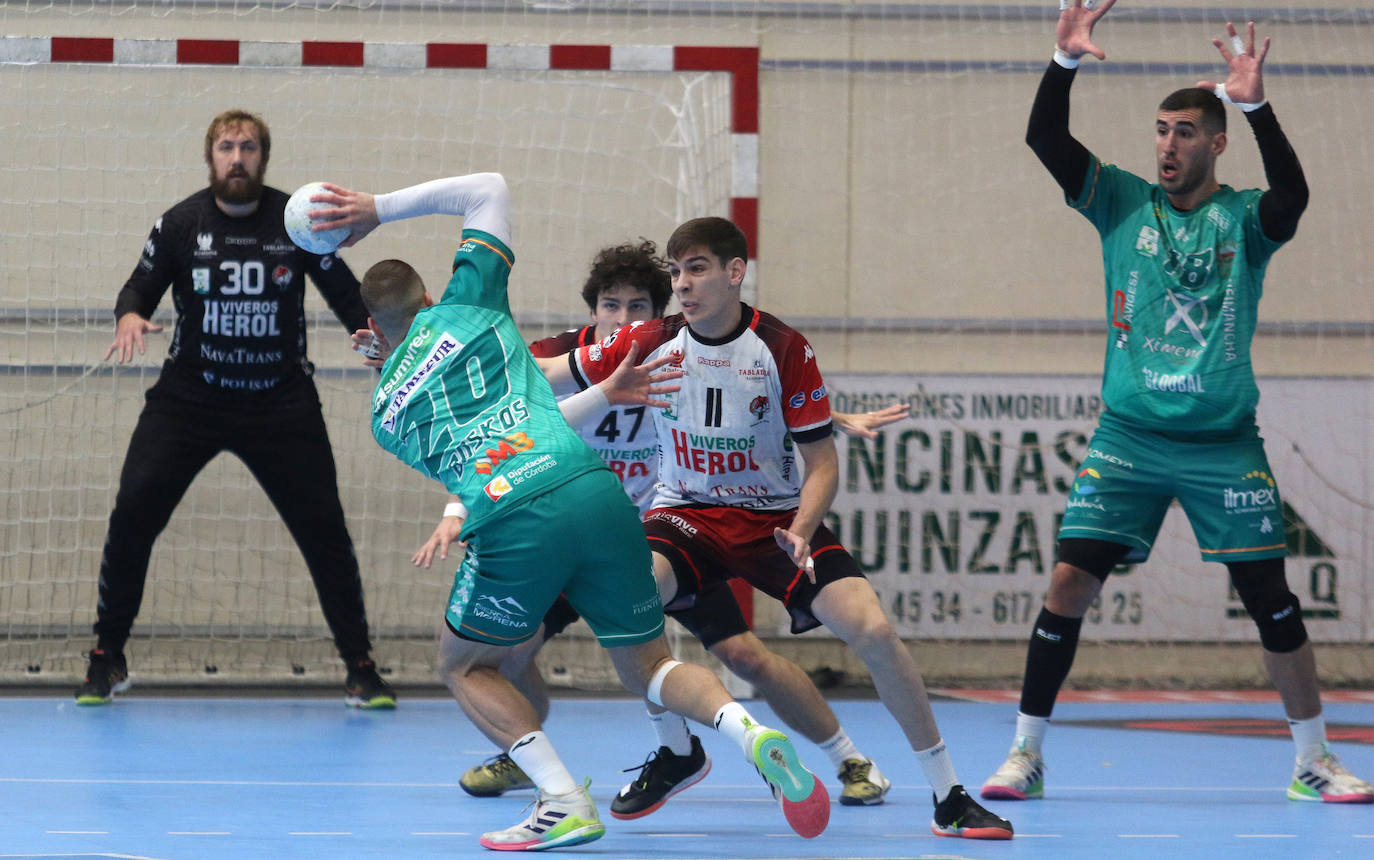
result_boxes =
[559,217,1014,841]
[449,240,899,814]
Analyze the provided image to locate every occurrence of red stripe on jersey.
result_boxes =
[528,325,593,359]
[52,37,113,63]
[177,39,238,65]
[550,44,611,69]
[648,535,705,593]
[303,41,364,66]
[427,42,487,68]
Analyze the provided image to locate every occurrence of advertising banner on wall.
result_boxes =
[820,374,1372,643]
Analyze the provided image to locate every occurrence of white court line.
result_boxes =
[166,831,230,835]
[644,833,708,838]
[45,831,109,835]
[1236,834,1298,838]
[288,831,353,836]
[411,831,470,836]
[1119,834,1180,838]
[0,855,172,859]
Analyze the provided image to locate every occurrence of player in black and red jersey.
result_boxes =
[548,217,1013,840]
[76,109,393,709]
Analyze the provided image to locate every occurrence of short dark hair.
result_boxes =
[667,217,748,267]
[204,109,271,167]
[1158,88,1226,135]
[360,259,427,340]
[580,239,672,316]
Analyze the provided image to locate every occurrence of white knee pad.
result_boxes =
[646,659,683,707]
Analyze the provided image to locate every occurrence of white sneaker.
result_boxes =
[478,780,605,851]
[1288,744,1374,803]
[980,744,1045,800]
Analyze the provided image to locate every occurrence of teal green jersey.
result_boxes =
[1071,157,1285,438]
[369,229,605,533]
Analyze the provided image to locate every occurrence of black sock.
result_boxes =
[1018,607,1083,717]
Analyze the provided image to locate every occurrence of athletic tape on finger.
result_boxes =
[1231,35,1246,55]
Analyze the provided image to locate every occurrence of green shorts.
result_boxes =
[445,468,664,647]
[1059,418,1287,564]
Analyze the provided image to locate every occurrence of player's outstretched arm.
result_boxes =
[1195,22,1307,242]
[104,312,163,363]
[310,174,512,248]
[832,403,910,439]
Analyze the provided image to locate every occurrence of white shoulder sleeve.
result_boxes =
[373,173,511,246]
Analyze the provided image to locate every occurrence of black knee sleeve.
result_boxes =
[1228,559,1309,653]
[1056,538,1131,582]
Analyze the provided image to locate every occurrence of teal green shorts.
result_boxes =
[445,468,664,647]
[1059,418,1286,564]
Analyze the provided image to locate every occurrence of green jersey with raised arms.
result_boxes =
[1072,157,1285,438]
[370,229,604,533]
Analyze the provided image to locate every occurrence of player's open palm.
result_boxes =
[600,341,683,408]
[105,312,163,363]
[1197,21,1269,105]
[1056,0,1118,61]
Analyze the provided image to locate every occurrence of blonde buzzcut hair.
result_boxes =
[361,259,428,340]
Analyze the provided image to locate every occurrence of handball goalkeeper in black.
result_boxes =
[76,109,394,709]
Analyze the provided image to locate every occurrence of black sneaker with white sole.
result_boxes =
[610,735,712,819]
[931,784,1014,840]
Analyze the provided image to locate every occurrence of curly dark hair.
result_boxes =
[580,239,672,316]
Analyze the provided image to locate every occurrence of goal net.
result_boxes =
[3,0,1372,692]
[0,15,734,686]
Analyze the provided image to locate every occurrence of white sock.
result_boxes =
[508,731,578,796]
[915,739,959,803]
[712,701,757,751]
[648,706,694,756]
[818,728,864,771]
[1014,712,1051,753]
[1289,713,1328,760]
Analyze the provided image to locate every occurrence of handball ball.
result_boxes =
[285,182,350,254]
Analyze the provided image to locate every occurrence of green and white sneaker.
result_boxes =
[478,779,605,851]
[1288,744,1374,803]
[746,725,830,839]
[980,742,1045,801]
[462,753,535,797]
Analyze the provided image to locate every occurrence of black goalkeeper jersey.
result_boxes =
[114,186,368,406]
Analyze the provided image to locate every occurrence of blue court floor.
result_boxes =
[1,691,1372,859]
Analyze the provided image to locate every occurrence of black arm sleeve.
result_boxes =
[113,222,176,320]
[309,253,369,332]
[1025,61,1093,202]
[1246,104,1308,243]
